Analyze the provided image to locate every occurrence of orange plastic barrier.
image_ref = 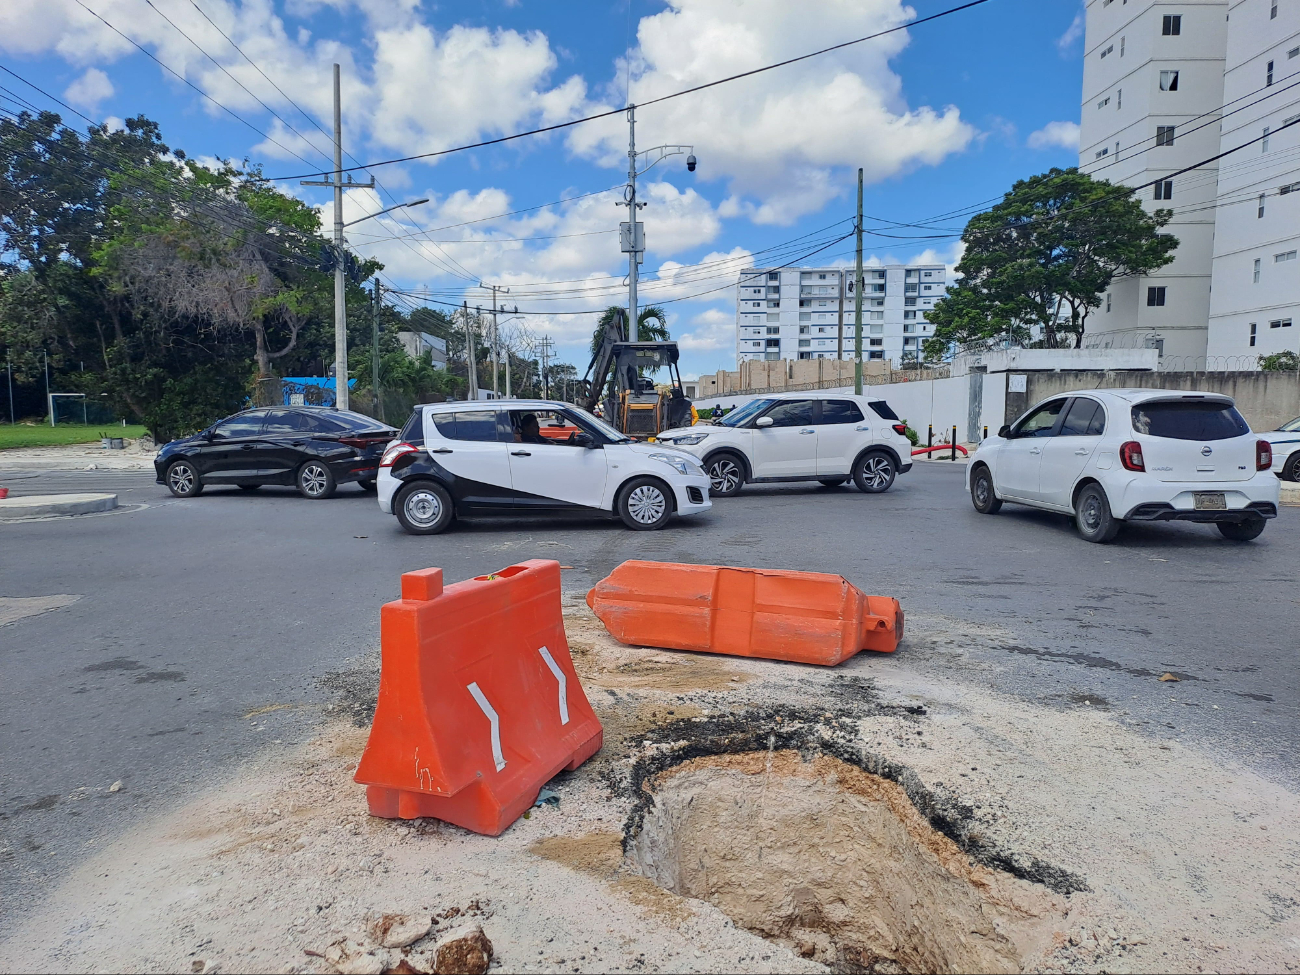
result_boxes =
[355,560,603,836]
[586,560,903,666]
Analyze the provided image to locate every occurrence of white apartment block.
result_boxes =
[1079,0,1228,360]
[735,265,946,365]
[1079,0,1299,364]
[1206,0,1300,360]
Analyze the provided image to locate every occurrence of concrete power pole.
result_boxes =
[480,283,509,396]
[302,64,373,412]
[622,106,645,327]
[539,336,554,399]
[372,279,383,422]
[853,167,865,396]
[461,301,478,401]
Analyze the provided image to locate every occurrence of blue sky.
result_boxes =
[1,0,1087,379]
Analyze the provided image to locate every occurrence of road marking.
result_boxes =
[467,682,506,771]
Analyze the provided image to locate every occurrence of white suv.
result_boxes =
[654,392,914,497]
[377,400,711,534]
[966,389,1280,543]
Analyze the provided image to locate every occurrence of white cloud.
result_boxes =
[677,306,735,351]
[1057,9,1084,55]
[1027,120,1080,151]
[566,0,975,225]
[64,67,114,110]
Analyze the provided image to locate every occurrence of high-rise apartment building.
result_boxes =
[735,264,946,364]
[1079,0,1299,363]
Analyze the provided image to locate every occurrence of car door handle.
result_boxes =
[1030,447,1041,454]
[241,444,255,450]
[1074,447,1090,455]
[511,450,531,457]
[429,447,454,454]
[855,425,870,431]
[799,429,815,435]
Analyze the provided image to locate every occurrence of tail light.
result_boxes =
[380,442,417,468]
[1120,441,1145,472]
[892,423,908,436]
[1257,440,1272,471]
[340,435,384,449]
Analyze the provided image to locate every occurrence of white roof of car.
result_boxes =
[1056,388,1235,405]
[757,390,886,401]
[420,399,572,412]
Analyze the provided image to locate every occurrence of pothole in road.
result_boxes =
[626,750,1068,973]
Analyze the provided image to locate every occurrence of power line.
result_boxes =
[270,0,996,181]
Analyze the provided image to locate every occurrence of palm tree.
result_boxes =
[589,305,670,358]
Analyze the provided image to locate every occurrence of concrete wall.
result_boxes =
[1016,370,1300,431]
[951,348,1159,375]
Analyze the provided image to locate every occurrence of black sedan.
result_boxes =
[155,407,398,499]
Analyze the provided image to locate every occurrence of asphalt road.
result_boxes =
[2,461,1297,926]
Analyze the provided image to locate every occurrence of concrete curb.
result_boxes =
[0,493,118,520]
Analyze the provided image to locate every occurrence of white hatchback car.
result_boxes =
[654,392,914,496]
[966,389,1280,543]
[377,400,711,534]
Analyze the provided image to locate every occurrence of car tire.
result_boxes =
[704,452,745,498]
[165,459,203,498]
[1283,452,1300,482]
[296,460,336,499]
[618,477,673,531]
[970,465,1002,514]
[1217,518,1265,542]
[394,481,453,535]
[818,477,848,488]
[852,451,896,493]
[357,479,377,492]
[1074,483,1120,543]
[238,484,262,492]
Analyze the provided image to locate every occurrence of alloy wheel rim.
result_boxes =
[169,466,193,493]
[864,457,891,487]
[302,466,328,496]
[406,490,441,526]
[628,485,667,524]
[709,460,739,493]
[975,477,989,505]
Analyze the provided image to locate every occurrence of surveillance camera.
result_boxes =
[686,154,697,173]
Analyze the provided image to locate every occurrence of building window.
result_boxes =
[1263,127,1270,153]
[1276,250,1298,262]
[798,339,811,348]
[798,312,811,322]
[1118,88,1122,109]
[905,298,917,307]
[869,311,884,321]
[1156,125,1176,146]
[904,310,917,320]
[1267,60,1275,86]
[1159,70,1180,91]
[1282,181,1300,195]
[1254,258,1262,283]
[1272,1,1279,18]
[1249,323,1257,347]
[1121,35,1125,55]
[1154,180,1173,200]
[1290,46,1299,59]
[1106,293,1112,312]
[1095,147,1109,159]
[1258,194,1266,218]
[1100,44,1113,59]
[766,313,780,323]
[766,326,779,335]
[923,271,933,278]
[767,272,779,281]
[1162,14,1181,35]
[903,323,916,334]
[1270,319,1294,328]
[869,338,883,348]
[1098,96,1111,109]
[1147,286,1166,306]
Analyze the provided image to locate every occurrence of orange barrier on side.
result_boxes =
[586,560,903,666]
[354,560,603,836]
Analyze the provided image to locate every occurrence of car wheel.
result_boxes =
[238,484,262,492]
[357,479,377,493]
[704,452,745,497]
[297,460,336,499]
[818,477,848,488]
[970,465,1002,514]
[1074,483,1119,543]
[394,481,453,535]
[618,477,673,531]
[852,451,896,493]
[1283,452,1300,482]
[1217,518,1265,541]
[165,459,203,498]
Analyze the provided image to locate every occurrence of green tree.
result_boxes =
[588,304,670,358]
[1258,350,1299,371]
[924,168,1178,360]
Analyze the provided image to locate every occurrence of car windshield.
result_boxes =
[1280,416,1300,432]
[718,398,775,427]
[564,406,634,443]
[1131,400,1250,440]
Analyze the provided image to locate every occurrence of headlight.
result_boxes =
[668,433,709,446]
[648,452,692,476]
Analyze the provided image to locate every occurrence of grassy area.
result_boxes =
[0,423,149,450]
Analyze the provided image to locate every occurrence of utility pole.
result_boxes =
[6,355,13,425]
[504,348,511,398]
[372,279,383,422]
[539,336,554,399]
[44,350,51,427]
[302,63,373,412]
[853,167,865,396]
[621,105,649,328]
[462,301,478,401]
[480,283,509,396]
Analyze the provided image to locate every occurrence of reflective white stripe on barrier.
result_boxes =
[467,682,506,771]
[536,645,570,725]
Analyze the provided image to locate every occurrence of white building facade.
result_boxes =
[1079,0,1299,365]
[1205,0,1300,362]
[735,264,946,365]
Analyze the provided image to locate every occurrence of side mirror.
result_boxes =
[755,416,774,428]
[575,432,600,449]
[998,425,1011,439]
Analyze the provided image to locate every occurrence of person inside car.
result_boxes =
[517,413,550,445]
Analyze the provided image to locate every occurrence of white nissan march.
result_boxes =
[966,389,1279,543]
[377,400,711,534]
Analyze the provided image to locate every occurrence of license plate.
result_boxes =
[1193,492,1227,510]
